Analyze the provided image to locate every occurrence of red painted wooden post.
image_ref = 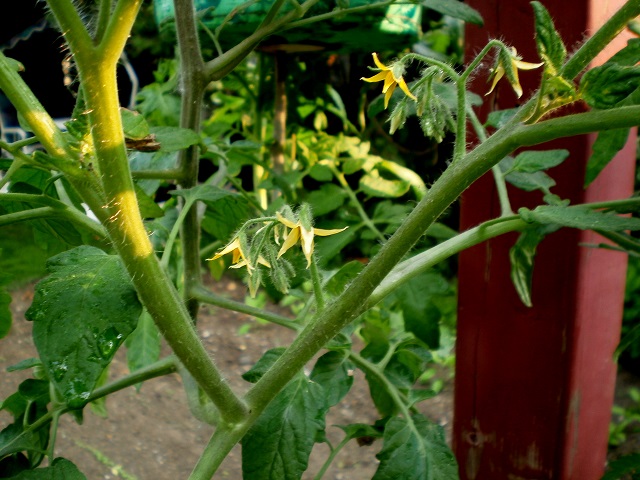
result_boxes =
[453,1,637,478]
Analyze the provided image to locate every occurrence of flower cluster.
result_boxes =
[207,204,347,296]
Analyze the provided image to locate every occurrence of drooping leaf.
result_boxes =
[360,170,410,198]
[421,0,483,25]
[241,348,286,383]
[25,246,142,408]
[373,414,458,480]
[584,128,630,187]
[531,1,567,74]
[150,126,201,152]
[384,341,433,390]
[125,310,161,383]
[509,149,569,174]
[310,351,354,408]
[519,205,640,231]
[393,271,451,349]
[9,457,87,479]
[177,362,218,426]
[336,423,384,444]
[0,288,11,339]
[508,225,556,307]
[242,375,326,480]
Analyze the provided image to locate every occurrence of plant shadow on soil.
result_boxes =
[1,275,639,479]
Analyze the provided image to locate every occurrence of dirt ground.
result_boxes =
[1,277,639,479]
[0,277,453,480]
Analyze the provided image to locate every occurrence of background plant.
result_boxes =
[0,0,640,479]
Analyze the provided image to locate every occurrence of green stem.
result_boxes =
[313,435,351,480]
[51,1,248,423]
[0,206,108,241]
[561,0,640,80]
[284,0,394,30]
[174,0,207,319]
[467,106,513,216]
[331,166,386,242]
[160,198,195,269]
[191,284,301,331]
[309,256,326,311]
[460,40,503,83]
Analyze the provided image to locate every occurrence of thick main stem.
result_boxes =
[174,0,207,319]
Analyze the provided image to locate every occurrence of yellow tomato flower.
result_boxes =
[276,212,347,268]
[208,237,269,275]
[361,53,417,109]
[486,47,543,98]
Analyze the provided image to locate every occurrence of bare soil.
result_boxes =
[0,277,453,480]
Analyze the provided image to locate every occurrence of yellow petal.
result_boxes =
[276,212,299,229]
[485,65,505,96]
[384,82,396,109]
[510,67,523,98]
[300,226,315,267]
[257,256,271,268]
[361,71,388,83]
[372,53,389,71]
[277,227,300,258]
[207,237,241,261]
[313,226,348,236]
[396,76,417,101]
[381,73,395,93]
[514,59,544,70]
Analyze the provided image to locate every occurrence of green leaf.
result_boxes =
[421,0,483,25]
[509,226,555,307]
[580,63,640,109]
[393,271,450,349]
[584,128,630,187]
[510,149,569,174]
[519,205,640,231]
[0,288,11,339]
[170,184,235,206]
[125,310,161,383]
[242,375,326,480]
[601,453,640,480]
[242,348,286,383]
[201,194,250,241]
[9,457,87,479]
[150,126,200,152]
[304,184,347,216]
[177,362,218,426]
[310,351,354,407]
[324,261,365,297]
[121,109,150,140]
[501,156,555,193]
[608,38,640,67]
[360,170,410,198]
[25,246,142,408]
[336,423,383,443]
[6,358,42,373]
[134,184,165,219]
[485,108,518,129]
[531,1,567,74]
[373,414,458,479]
